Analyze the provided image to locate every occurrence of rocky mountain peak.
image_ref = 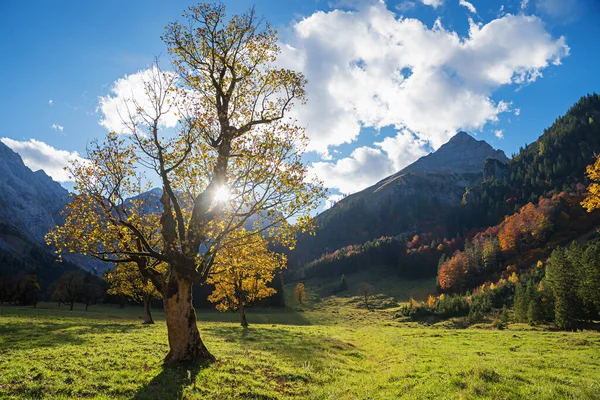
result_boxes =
[400,131,508,176]
[447,130,477,144]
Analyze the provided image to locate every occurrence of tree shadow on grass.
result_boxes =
[135,326,358,399]
[0,321,141,350]
[133,362,209,400]
[206,325,358,365]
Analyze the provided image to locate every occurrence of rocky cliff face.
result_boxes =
[333,132,508,210]
[402,131,508,175]
[0,141,107,273]
[0,142,69,242]
[370,131,508,198]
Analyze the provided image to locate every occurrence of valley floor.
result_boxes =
[1,280,599,399]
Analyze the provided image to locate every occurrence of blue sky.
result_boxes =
[1,0,599,201]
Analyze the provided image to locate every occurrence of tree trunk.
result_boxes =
[240,304,248,328]
[69,301,74,311]
[142,293,154,325]
[85,303,89,311]
[163,271,214,364]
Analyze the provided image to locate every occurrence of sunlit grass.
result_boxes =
[0,276,599,399]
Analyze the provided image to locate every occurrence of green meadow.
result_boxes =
[1,278,599,399]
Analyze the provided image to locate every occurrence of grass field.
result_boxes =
[1,277,599,399]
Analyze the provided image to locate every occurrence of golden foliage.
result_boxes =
[426,295,436,309]
[293,283,306,304]
[104,262,163,303]
[206,230,284,312]
[45,3,326,296]
[582,155,600,212]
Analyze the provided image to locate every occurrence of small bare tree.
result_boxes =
[356,283,375,310]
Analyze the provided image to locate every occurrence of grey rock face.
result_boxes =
[376,131,509,190]
[0,141,69,242]
[335,131,509,207]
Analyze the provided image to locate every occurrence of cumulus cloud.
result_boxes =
[309,130,428,194]
[48,99,53,106]
[459,0,477,13]
[0,138,86,182]
[51,123,64,132]
[420,0,444,8]
[282,4,568,195]
[494,129,504,139]
[280,6,568,157]
[309,146,394,194]
[98,67,180,134]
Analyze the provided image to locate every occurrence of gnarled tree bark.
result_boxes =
[163,270,214,363]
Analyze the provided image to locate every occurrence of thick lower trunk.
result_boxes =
[240,305,248,328]
[69,301,74,311]
[163,272,214,364]
[142,294,154,324]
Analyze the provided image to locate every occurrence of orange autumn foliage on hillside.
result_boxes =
[438,193,567,292]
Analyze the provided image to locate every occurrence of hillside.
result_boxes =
[0,141,103,276]
[293,132,508,266]
[291,94,600,285]
[0,141,69,242]
[462,93,600,229]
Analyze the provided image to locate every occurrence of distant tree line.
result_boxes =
[294,233,462,281]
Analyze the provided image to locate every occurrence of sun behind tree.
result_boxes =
[47,2,325,364]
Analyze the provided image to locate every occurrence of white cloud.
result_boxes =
[51,123,64,132]
[324,194,345,209]
[281,5,568,195]
[459,0,477,13]
[373,130,428,170]
[535,0,580,23]
[309,130,428,194]
[280,6,568,157]
[396,1,416,12]
[521,0,529,9]
[0,138,86,182]
[420,0,444,8]
[48,99,53,106]
[309,146,395,194]
[98,67,180,134]
[494,129,504,139]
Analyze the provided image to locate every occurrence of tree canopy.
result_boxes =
[47,2,325,363]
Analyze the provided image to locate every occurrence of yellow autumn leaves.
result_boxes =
[207,229,285,313]
[582,155,600,212]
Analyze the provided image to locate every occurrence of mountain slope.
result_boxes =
[0,141,105,274]
[292,132,508,266]
[0,141,70,242]
[461,93,600,230]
